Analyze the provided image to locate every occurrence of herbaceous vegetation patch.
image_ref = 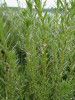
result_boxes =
[0,0,75,100]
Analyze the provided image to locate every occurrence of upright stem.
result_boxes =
[59,0,67,78]
[69,17,73,79]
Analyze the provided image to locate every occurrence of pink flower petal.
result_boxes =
[40,47,43,50]
[43,43,47,46]
[8,68,10,71]
[28,59,31,61]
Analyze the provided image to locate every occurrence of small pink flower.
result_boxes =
[16,81,17,84]
[8,68,10,71]
[26,52,31,55]
[67,27,70,29]
[42,50,44,54]
[43,43,47,46]
[54,34,56,37]
[28,53,31,55]
[40,47,43,50]
[28,59,31,61]
[26,52,28,54]
[67,47,70,50]
[16,87,18,90]
[56,31,59,33]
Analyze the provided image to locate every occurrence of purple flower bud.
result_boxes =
[28,59,31,61]
[16,81,17,84]
[54,34,56,37]
[42,50,44,54]
[26,52,31,55]
[67,47,70,50]
[26,52,29,54]
[8,68,10,71]
[28,53,31,55]
[40,47,43,50]
[16,87,18,90]
[43,43,47,46]
[56,31,59,33]
[67,27,70,29]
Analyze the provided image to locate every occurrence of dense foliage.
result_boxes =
[0,0,75,100]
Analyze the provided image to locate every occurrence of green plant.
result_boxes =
[0,0,75,100]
